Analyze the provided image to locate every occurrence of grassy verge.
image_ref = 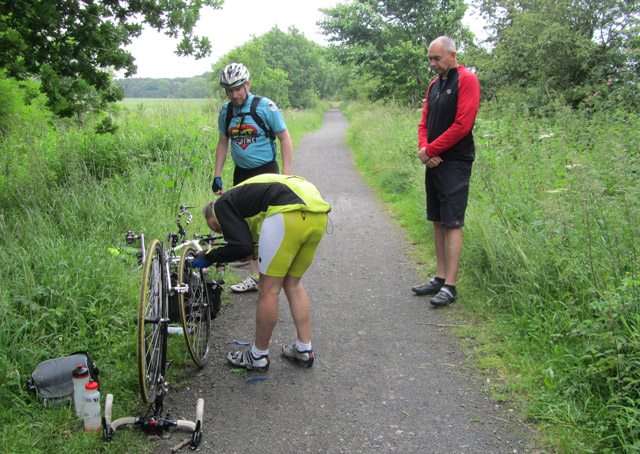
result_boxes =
[341,101,640,453]
[0,99,330,453]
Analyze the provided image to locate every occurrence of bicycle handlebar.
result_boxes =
[104,394,204,448]
[179,205,195,226]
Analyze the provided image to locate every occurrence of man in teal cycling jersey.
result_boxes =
[212,62,293,293]
[195,174,331,371]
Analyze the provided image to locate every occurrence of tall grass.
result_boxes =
[0,98,329,453]
[342,101,640,453]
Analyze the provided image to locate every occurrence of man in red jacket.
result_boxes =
[412,36,480,307]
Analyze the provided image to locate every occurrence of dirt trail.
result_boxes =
[155,108,531,453]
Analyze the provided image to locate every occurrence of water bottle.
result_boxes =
[72,364,90,418]
[83,381,101,433]
[167,326,184,335]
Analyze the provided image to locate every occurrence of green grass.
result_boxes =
[0,98,330,453]
[342,100,640,453]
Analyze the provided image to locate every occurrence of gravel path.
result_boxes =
[154,108,532,453]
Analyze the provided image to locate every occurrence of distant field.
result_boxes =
[119,98,211,108]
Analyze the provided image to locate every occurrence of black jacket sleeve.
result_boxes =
[203,198,254,263]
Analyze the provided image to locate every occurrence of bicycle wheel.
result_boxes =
[137,239,168,404]
[178,246,211,367]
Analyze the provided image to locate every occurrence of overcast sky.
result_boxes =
[123,0,485,79]
[123,0,342,79]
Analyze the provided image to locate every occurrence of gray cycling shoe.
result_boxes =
[227,347,269,371]
[282,344,314,368]
[230,276,258,293]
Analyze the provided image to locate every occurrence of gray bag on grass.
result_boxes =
[26,351,99,407]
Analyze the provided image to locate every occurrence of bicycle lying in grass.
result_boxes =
[104,205,226,447]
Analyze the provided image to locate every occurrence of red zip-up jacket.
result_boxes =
[418,65,480,161]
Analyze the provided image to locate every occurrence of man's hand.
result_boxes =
[418,148,442,167]
[418,147,429,164]
[212,177,223,194]
[427,156,442,168]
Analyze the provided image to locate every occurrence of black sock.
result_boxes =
[442,284,456,296]
[433,277,445,285]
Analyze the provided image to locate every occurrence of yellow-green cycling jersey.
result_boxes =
[203,174,331,264]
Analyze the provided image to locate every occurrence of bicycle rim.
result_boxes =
[137,239,167,403]
[178,246,211,367]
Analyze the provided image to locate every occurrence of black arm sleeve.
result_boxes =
[203,198,254,263]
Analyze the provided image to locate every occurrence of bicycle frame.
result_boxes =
[163,207,209,310]
[125,230,146,265]
[164,238,203,308]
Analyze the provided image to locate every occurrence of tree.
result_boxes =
[319,0,472,106]
[180,76,212,98]
[212,27,339,109]
[473,0,640,109]
[254,27,331,108]
[0,0,222,117]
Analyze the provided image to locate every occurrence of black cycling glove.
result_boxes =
[212,177,223,193]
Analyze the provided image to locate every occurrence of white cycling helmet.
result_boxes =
[219,63,250,89]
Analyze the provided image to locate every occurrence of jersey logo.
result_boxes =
[229,121,258,149]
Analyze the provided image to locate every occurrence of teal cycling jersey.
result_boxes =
[217,93,287,169]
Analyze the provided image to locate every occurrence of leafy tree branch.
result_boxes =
[0,0,223,117]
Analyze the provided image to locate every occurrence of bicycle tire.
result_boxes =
[137,239,168,404]
[178,246,211,367]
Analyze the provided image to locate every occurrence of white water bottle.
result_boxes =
[83,381,101,433]
[167,326,184,335]
[72,364,90,418]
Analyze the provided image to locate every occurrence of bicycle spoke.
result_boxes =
[179,246,211,367]
[138,240,167,403]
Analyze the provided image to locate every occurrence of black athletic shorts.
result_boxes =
[425,160,473,228]
[233,160,280,186]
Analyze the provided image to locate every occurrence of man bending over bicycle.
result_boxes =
[194,173,331,371]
